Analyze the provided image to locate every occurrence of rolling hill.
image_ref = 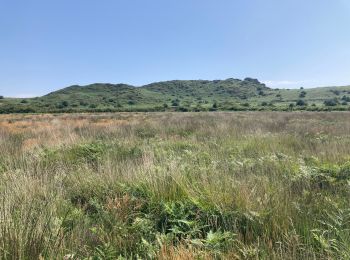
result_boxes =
[1,78,350,113]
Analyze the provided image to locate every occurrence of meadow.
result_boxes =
[0,112,350,259]
[2,80,350,114]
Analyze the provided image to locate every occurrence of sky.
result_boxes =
[1,0,350,97]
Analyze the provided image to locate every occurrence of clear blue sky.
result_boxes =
[1,0,350,97]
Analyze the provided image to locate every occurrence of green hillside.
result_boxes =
[1,78,350,113]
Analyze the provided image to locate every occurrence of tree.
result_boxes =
[299,91,307,98]
[258,90,265,96]
[296,99,307,106]
[324,99,338,106]
[171,99,179,106]
[0,96,3,99]
[331,90,340,96]
[341,95,350,102]
[289,103,295,111]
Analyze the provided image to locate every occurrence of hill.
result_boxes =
[1,78,350,113]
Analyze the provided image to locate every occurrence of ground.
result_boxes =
[0,112,350,259]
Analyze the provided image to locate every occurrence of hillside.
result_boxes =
[1,78,350,113]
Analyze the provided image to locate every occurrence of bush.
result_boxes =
[299,91,307,98]
[324,99,338,106]
[331,90,340,96]
[177,106,189,112]
[341,95,350,102]
[171,99,180,107]
[296,99,307,106]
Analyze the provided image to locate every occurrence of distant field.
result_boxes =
[1,79,350,113]
[1,112,350,259]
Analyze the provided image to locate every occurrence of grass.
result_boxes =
[0,112,350,259]
[2,79,350,113]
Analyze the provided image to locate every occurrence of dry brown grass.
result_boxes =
[0,112,350,259]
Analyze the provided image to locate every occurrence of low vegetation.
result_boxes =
[1,112,350,259]
[1,78,350,113]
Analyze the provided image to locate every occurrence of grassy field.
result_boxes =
[1,112,350,259]
[2,79,350,113]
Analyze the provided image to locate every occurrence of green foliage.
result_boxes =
[311,206,350,258]
[171,99,179,107]
[299,91,307,98]
[296,99,307,106]
[342,95,350,102]
[324,99,338,106]
[1,79,350,113]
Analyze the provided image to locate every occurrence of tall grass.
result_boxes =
[0,112,350,259]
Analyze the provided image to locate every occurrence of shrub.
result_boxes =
[342,95,350,102]
[331,90,340,96]
[324,99,338,106]
[171,99,179,106]
[299,91,307,98]
[176,106,189,112]
[296,99,307,106]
